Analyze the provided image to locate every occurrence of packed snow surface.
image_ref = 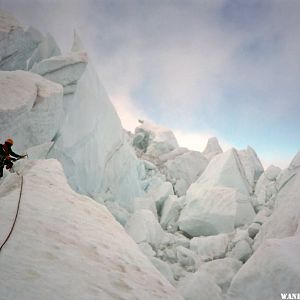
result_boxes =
[0,160,183,300]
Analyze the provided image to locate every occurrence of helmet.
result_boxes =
[5,138,14,145]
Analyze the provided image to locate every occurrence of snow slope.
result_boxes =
[0,159,183,300]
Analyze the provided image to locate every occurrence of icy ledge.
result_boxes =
[0,159,183,300]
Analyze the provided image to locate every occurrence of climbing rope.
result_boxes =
[0,175,23,252]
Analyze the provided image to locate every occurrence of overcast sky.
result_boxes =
[1,0,299,168]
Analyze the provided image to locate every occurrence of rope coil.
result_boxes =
[0,175,23,252]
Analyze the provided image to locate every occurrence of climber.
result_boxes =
[0,139,26,178]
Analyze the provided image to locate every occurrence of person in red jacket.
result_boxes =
[0,139,26,178]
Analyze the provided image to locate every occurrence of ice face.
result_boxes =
[133,120,179,157]
[0,70,63,152]
[27,33,61,70]
[0,11,42,71]
[48,62,143,208]
[30,51,88,94]
[177,149,256,237]
[190,149,253,195]
[203,137,223,161]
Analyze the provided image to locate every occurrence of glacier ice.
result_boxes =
[1,12,144,211]
[0,11,42,71]
[133,120,179,158]
[177,149,256,236]
[254,152,300,248]
[27,32,61,70]
[227,236,300,300]
[30,51,88,95]
[176,246,198,268]
[71,30,85,52]
[254,165,281,208]
[164,150,208,196]
[200,258,242,293]
[228,239,252,263]
[125,209,164,249]
[247,222,261,239]
[190,233,229,261]
[237,146,264,191]
[226,151,300,299]
[0,70,63,152]
[203,137,223,161]
[178,187,255,236]
[178,270,223,300]
[48,61,143,208]
[150,257,175,285]
[160,195,182,232]
[188,149,253,195]
[133,122,208,196]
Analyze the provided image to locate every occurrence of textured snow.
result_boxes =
[0,70,63,152]
[0,160,183,300]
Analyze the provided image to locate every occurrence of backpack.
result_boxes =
[0,144,9,166]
